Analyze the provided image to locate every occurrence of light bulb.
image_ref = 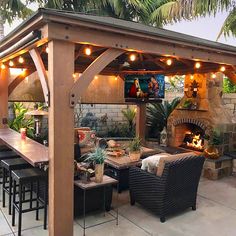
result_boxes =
[212,73,216,79]
[195,62,201,69]
[9,61,14,67]
[94,76,98,80]
[46,47,49,53]
[1,64,6,69]
[166,59,172,66]
[84,47,92,56]
[129,53,136,62]
[220,66,226,72]
[18,57,24,63]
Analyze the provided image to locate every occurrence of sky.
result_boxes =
[3,7,236,47]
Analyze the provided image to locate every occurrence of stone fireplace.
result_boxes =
[167,73,236,154]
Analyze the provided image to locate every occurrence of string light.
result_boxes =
[94,76,98,80]
[129,53,137,62]
[212,73,216,79]
[9,61,14,67]
[1,64,6,69]
[220,66,226,72]
[195,62,201,69]
[84,47,92,56]
[114,76,118,81]
[46,47,49,53]
[18,57,24,64]
[166,59,172,66]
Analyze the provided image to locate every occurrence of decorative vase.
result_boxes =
[129,151,141,161]
[95,163,104,183]
[203,145,220,159]
[160,127,167,146]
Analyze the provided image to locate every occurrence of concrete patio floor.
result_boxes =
[1,176,236,236]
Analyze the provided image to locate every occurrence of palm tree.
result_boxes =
[44,0,151,23]
[146,97,181,138]
[0,0,33,38]
[149,0,235,38]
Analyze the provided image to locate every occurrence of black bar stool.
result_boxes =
[11,168,47,236]
[0,151,20,185]
[1,158,31,214]
[0,145,11,152]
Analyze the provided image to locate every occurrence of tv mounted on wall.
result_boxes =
[124,74,165,103]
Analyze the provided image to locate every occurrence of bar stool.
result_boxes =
[0,145,11,152]
[0,151,20,185]
[11,168,47,236]
[1,158,31,214]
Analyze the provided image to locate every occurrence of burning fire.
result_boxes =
[186,133,204,150]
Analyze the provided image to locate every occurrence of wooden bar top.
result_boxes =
[0,128,49,167]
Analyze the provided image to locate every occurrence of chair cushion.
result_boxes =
[156,152,197,177]
[141,153,171,174]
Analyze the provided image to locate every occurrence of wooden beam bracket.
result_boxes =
[70,48,124,107]
[29,48,50,105]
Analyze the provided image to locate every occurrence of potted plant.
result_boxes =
[85,147,107,183]
[203,129,223,159]
[128,136,142,161]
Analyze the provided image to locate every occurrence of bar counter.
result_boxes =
[0,128,49,167]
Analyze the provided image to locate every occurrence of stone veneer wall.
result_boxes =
[222,93,236,115]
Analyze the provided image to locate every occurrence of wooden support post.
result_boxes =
[0,66,9,128]
[48,40,74,236]
[136,103,146,143]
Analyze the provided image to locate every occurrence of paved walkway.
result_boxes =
[1,176,236,236]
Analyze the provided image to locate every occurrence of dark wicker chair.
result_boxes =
[129,155,205,222]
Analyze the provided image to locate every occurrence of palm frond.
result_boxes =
[217,6,236,39]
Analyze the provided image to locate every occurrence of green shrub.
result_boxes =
[8,102,35,138]
[223,78,236,93]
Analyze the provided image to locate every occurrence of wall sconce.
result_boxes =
[184,80,199,98]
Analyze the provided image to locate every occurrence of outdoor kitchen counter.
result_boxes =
[0,128,48,167]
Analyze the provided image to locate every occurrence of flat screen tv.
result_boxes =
[124,74,165,103]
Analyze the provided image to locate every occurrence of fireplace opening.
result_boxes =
[179,124,205,151]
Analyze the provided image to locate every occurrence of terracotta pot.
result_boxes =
[95,163,104,183]
[203,146,220,159]
[129,151,141,161]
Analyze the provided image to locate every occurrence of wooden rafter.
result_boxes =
[70,48,124,107]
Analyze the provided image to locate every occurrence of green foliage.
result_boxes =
[128,136,141,152]
[206,129,223,146]
[146,97,181,138]
[122,107,136,133]
[223,77,236,93]
[0,0,33,24]
[107,122,135,138]
[8,102,35,138]
[85,147,107,164]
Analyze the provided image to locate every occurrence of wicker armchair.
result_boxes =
[129,155,205,222]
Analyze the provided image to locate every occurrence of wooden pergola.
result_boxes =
[0,8,236,236]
